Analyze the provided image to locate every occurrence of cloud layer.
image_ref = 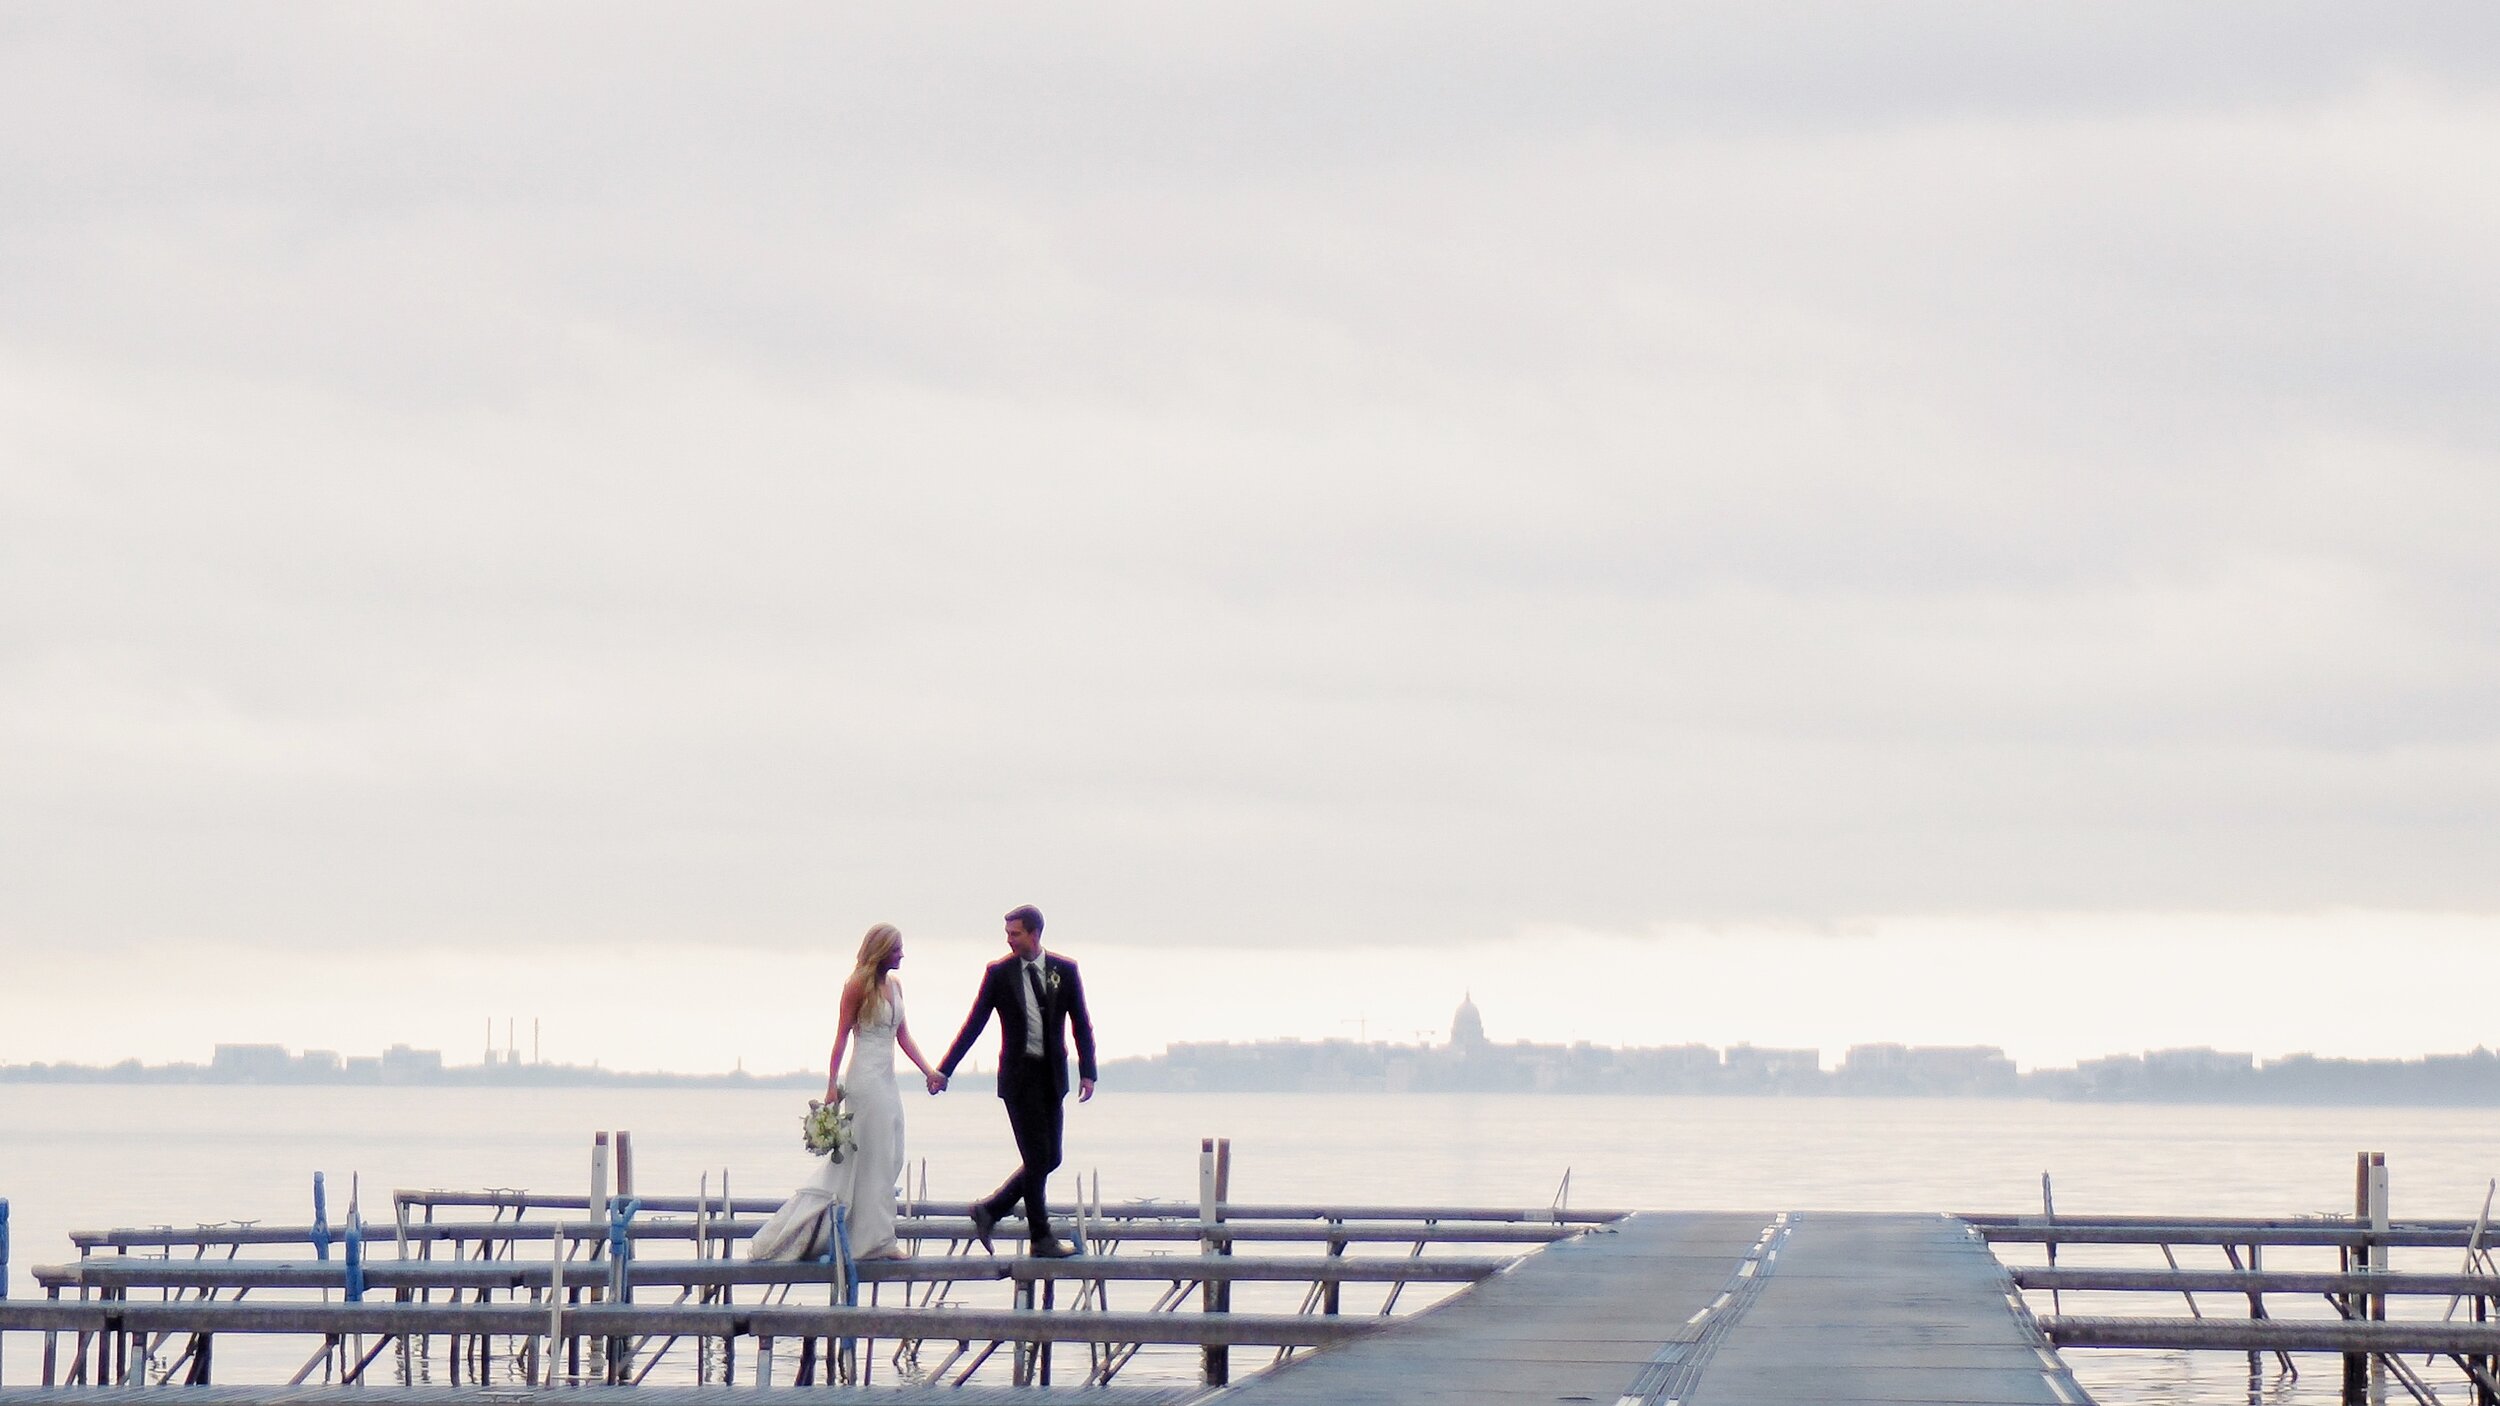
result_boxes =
[4,3,2497,966]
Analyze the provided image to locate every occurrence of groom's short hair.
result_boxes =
[1005,904,1044,936]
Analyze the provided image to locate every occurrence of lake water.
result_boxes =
[6,1084,2498,1402]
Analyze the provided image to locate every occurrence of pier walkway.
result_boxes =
[0,1206,2101,1403]
[1224,1211,2093,1406]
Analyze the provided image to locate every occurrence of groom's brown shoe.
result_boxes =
[1030,1238,1079,1259]
[968,1204,998,1252]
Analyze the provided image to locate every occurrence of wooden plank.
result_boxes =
[0,1298,1379,1348]
[1978,1222,2486,1249]
[392,1191,1626,1224]
[1963,1213,2482,1230]
[68,1217,1579,1251]
[0,1387,1197,1406]
[2018,1265,2500,1297]
[2044,1314,2500,1353]
[30,1253,1511,1293]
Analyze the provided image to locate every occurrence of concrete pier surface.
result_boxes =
[1224,1211,2093,1406]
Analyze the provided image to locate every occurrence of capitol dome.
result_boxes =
[1450,992,1486,1050]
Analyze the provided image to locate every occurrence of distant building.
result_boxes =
[211,1043,293,1080]
[44,1012,2500,1104]
[1724,1043,1820,1090]
[1839,1043,2017,1096]
[1617,1043,1721,1092]
[380,1044,444,1083]
[1103,1002,1847,1094]
[2145,1047,2254,1079]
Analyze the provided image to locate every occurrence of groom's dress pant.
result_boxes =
[983,1069,1065,1244]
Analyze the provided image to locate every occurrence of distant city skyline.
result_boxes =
[10,916,2500,1076]
[7,7,2498,1080]
[12,976,2500,1096]
[18,1004,2500,1108]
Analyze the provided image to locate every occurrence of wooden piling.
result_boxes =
[2369,1151,2390,1405]
[1202,1136,1234,1386]
[2,1176,1618,1395]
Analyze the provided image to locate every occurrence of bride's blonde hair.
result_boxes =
[849,923,903,1023]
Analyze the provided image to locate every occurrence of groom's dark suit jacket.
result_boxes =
[941,952,1097,1100]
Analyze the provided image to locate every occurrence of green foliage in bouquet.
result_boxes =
[802,1098,856,1162]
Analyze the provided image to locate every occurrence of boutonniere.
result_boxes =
[1044,967,1061,994]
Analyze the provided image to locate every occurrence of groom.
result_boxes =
[935,903,1096,1257]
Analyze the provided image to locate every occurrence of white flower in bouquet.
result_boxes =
[802,1098,856,1161]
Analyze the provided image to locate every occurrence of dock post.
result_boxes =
[1040,1276,1055,1385]
[344,1207,367,1304]
[2041,1172,2061,1319]
[391,1198,412,1387]
[695,1173,710,1266]
[827,1203,855,1385]
[343,1187,367,1387]
[1201,1137,1233,1386]
[2343,1150,2375,1406]
[1013,1269,1036,1385]
[606,1198,639,1383]
[311,1174,330,1261]
[589,1134,611,1246]
[1323,1215,1345,1317]
[585,1130,610,1376]
[2368,1153,2389,1405]
[2470,1280,2490,1400]
[541,1220,565,1387]
[2,1195,11,1386]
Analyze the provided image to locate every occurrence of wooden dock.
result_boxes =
[31,1162,2500,1404]
[1221,1212,2092,1406]
[0,1201,2101,1404]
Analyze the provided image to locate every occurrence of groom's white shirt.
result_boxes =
[1019,951,1048,1058]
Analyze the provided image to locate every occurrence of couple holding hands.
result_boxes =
[748,904,1097,1262]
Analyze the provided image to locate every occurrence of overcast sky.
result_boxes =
[5,4,2498,1071]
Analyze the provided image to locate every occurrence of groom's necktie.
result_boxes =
[1021,961,1046,1058]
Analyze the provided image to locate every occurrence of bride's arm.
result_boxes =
[825,979,865,1103]
[891,979,937,1079]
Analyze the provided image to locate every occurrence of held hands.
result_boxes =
[925,1071,949,1095]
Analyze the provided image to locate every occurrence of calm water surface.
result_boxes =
[6,1085,2497,1403]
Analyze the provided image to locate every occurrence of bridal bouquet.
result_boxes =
[802,1098,856,1161]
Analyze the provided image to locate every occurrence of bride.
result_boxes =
[749,923,940,1262]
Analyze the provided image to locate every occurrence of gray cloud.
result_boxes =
[4,3,2497,962]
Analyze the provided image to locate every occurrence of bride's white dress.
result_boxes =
[749,992,906,1261]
